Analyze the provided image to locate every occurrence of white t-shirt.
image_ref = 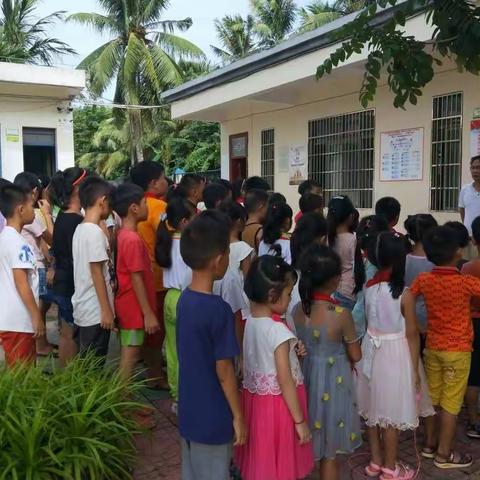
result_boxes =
[163,236,192,291]
[459,183,480,235]
[258,237,292,265]
[22,212,46,268]
[72,223,114,327]
[0,226,39,333]
[214,267,248,315]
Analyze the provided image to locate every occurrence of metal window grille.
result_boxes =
[430,92,463,211]
[261,129,275,189]
[308,110,375,208]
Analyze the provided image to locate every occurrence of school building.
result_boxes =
[163,4,480,223]
[0,62,85,180]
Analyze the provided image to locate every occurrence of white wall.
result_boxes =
[0,97,74,180]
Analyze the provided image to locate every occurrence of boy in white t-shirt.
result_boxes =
[0,184,44,366]
[72,177,114,363]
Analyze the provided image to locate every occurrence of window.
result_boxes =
[430,92,463,211]
[261,129,275,189]
[308,110,375,208]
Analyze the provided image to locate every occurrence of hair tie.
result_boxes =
[165,220,176,233]
[73,169,87,186]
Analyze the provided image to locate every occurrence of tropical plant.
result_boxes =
[74,106,113,159]
[251,0,297,48]
[69,0,205,164]
[0,0,75,64]
[316,0,480,109]
[211,14,257,63]
[0,356,144,479]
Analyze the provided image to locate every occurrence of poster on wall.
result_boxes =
[471,119,480,158]
[380,128,423,181]
[6,128,19,142]
[289,145,307,185]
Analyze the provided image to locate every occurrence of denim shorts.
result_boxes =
[42,292,75,325]
[38,268,48,298]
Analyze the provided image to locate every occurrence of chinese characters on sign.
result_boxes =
[380,128,423,182]
[289,145,307,185]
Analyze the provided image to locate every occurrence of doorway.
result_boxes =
[229,133,248,183]
[23,128,56,176]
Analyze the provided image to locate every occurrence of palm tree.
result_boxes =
[251,0,297,48]
[0,0,75,64]
[69,0,205,164]
[211,14,256,63]
[298,0,368,32]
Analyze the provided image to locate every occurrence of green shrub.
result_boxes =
[0,357,143,479]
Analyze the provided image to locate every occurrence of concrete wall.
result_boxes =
[0,97,74,180]
[220,68,480,226]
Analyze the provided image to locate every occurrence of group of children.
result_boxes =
[2,163,480,480]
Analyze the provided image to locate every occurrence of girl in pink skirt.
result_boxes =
[235,255,314,480]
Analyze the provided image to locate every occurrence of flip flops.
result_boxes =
[434,451,473,469]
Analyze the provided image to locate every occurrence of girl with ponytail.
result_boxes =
[294,243,362,479]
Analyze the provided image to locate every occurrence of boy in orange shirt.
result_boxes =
[130,161,168,389]
[404,225,480,469]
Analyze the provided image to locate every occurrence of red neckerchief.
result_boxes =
[312,292,340,305]
[145,192,158,199]
[432,266,460,276]
[271,314,293,332]
[366,270,391,288]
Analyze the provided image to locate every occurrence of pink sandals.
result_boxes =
[379,463,415,480]
[365,461,382,477]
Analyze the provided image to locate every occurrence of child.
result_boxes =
[243,188,268,251]
[155,197,196,406]
[243,176,271,193]
[72,177,115,362]
[130,160,169,388]
[295,180,322,223]
[445,221,470,269]
[299,193,324,218]
[405,225,480,469]
[112,183,160,379]
[375,197,401,233]
[327,196,359,310]
[0,184,43,366]
[235,255,314,480]
[295,244,362,480]
[357,232,434,479]
[49,167,88,365]
[177,173,205,211]
[461,216,480,438]
[203,182,230,209]
[177,210,246,479]
[258,202,293,264]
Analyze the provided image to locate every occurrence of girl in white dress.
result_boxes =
[356,232,434,480]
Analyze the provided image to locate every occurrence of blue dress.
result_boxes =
[297,321,362,460]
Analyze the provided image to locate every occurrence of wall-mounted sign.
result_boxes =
[471,119,480,158]
[6,128,19,142]
[289,145,307,185]
[230,135,247,158]
[380,128,423,181]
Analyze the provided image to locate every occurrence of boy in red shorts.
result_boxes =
[0,184,44,366]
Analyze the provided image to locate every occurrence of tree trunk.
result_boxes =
[128,109,144,165]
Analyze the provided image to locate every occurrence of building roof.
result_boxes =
[162,1,420,104]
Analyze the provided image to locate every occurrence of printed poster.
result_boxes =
[471,119,480,158]
[380,128,423,181]
[289,145,307,185]
[6,128,19,142]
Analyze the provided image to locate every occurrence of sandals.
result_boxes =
[380,464,415,480]
[421,446,436,459]
[434,451,473,469]
[365,461,382,477]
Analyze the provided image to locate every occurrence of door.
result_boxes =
[229,133,248,183]
[23,128,56,176]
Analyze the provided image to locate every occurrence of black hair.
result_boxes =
[214,178,233,195]
[13,171,40,193]
[444,221,469,249]
[298,179,321,197]
[0,183,29,218]
[111,183,144,218]
[299,193,324,214]
[375,197,401,224]
[203,182,229,209]
[180,210,231,270]
[244,255,297,304]
[176,173,205,199]
[298,244,341,316]
[244,188,269,215]
[471,155,480,165]
[243,176,270,193]
[404,214,438,244]
[290,213,327,268]
[129,160,165,191]
[166,184,181,203]
[263,202,293,254]
[0,178,11,189]
[155,197,196,268]
[326,195,355,247]
[78,176,113,210]
[472,217,480,244]
[268,192,287,206]
[367,232,406,299]
[218,199,247,226]
[38,174,51,190]
[50,167,88,210]
[423,226,459,266]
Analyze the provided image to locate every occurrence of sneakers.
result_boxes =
[466,423,480,439]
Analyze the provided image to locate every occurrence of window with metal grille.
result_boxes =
[308,110,375,208]
[430,92,463,211]
[261,129,275,189]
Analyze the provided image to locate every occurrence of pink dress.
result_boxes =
[235,316,314,480]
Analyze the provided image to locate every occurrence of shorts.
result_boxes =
[0,332,36,367]
[119,329,145,347]
[424,349,471,415]
[468,319,480,387]
[38,268,48,298]
[74,324,111,362]
[42,292,75,325]
[181,439,231,480]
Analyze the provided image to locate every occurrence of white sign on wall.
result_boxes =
[471,120,480,157]
[380,128,424,181]
[289,145,307,185]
